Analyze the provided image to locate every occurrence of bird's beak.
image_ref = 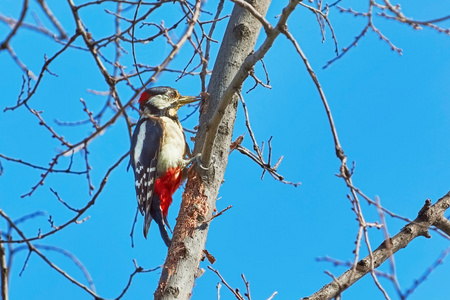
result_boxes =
[176,95,200,107]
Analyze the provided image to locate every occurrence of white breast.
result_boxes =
[157,116,186,174]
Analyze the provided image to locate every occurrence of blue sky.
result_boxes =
[1,0,450,299]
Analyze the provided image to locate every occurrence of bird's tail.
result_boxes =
[145,194,171,247]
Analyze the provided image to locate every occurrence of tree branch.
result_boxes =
[0,231,8,300]
[302,192,450,300]
[0,0,28,51]
[199,0,300,165]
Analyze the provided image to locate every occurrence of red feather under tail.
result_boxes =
[154,167,183,217]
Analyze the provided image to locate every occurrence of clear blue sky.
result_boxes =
[1,1,450,299]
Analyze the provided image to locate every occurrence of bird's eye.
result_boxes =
[171,91,177,98]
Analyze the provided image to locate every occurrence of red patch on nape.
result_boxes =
[138,91,151,108]
[154,167,183,217]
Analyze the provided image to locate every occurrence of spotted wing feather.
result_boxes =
[130,117,169,242]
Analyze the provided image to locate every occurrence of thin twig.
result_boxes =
[208,266,245,300]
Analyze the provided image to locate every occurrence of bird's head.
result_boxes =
[138,86,199,117]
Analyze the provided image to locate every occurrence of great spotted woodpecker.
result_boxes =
[130,86,199,247]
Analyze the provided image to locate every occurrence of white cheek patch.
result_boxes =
[149,95,172,109]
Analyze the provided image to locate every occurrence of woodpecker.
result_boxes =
[130,86,199,247]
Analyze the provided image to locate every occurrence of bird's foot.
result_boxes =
[194,153,208,171]
[190,153,215,171]
[182,153,212,173]
[182,154,214,180]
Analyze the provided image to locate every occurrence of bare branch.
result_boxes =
[0,231,8,300]
[0,210,102,299]
[200,0,226,92]
[13,244,97,292]
[208,266,245,300]
[0,154,87,175]
[266,291,278,300]
[403,246,450,298]
[302,192,450,300]
[4,33,80,111]
[200,0,300,165]
[1,152,129,244]
[205,205,232,223]
[49,188,81,213]
[3,44,37,79]
[0,0,29,51]
[35,0,68,39]
[114,260,161,300]
[241,274,251,300]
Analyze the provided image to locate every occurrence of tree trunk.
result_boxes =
[154,1,271,299]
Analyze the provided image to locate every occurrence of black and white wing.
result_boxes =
[130,117,164,238]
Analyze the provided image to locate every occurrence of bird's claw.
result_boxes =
[195,154,208,171]
[193,153,215,171]
[182,154,213,175]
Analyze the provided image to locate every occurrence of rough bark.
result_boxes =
[154,1,272,299]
